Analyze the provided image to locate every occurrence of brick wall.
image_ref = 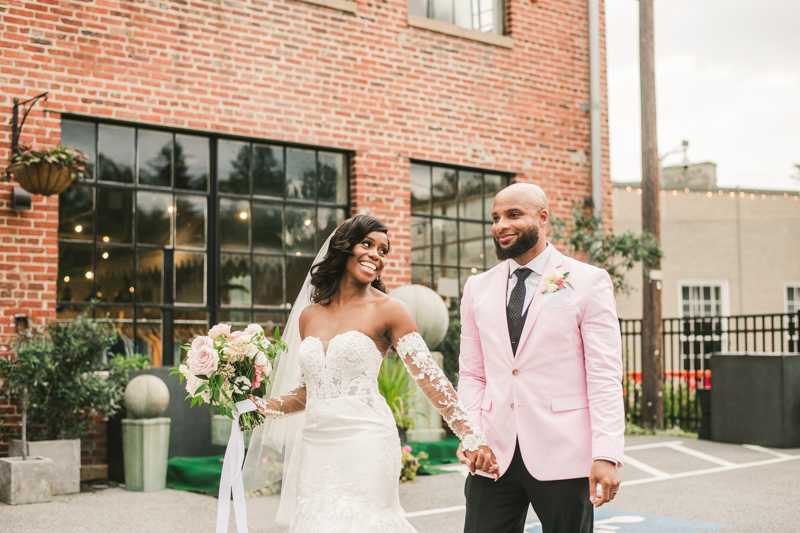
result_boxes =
[1,0,610,462]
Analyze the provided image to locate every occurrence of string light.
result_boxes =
[739,192,745,198]
[85,271,93,279]
[672,190,678,196]
[637,189,642,194]
[617,187,799,202]
[103,236,110,242]
[762,194,767,200]
[684,188,689,193]
[240,212,248,220]
[102,252,109,259]
[75,225,82,233]
[63,276,70,283]
[707,192,712,197]
[626,186,631,192]
[750,194,755,199]
[730,192,735,198]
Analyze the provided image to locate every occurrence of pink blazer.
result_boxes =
[458,245,625,480]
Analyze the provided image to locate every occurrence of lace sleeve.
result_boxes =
[396,331,487,452]
[251,384,307,418]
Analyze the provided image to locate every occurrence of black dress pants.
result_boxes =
[464,443,593,533]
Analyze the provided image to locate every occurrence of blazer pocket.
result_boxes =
[542,289,572,308]
[481,397,492,411]
[551,394,589,412]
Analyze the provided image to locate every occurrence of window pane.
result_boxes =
[714,286,720,301]
[408,0,427,17]
[410,164,431,214]
[137,191,172,247]
[98,124,134,183]
[97,188,133,244]
[462,268,477,291]
[220,253,252,307]
[174,309,209,364]
[682,286,690,300]
[459,171,482,219]
[253,144,284,197]
[136,307,163,366]
[432,166,457,217]
[175,252,206,304]
[703,286,711,301]
[477,0,495,32]
[61,120,95,180]
[137,249,163,304]
[96,247,134,303]
[220,198,251,251]
[175,134,209,191]
[286,256,314,304]
[484,174,504,222]
[433,266,459,295]
[412,265,432,289]
[460,222,484,267]
[286,148,316,200]
[285,206,316,255]
[175,195,206,248]
[317,152,347,204]
[138,130,172,187]
[58,243,93,302]
[484,224,501,267]
[59,185,94,241]
[318,207,346,243]
[95,306,134,355]
[254,255,284,306]
[254,311,286,339]
[218,140,250,194]
[454,0,471,29]
[433,0,453,24]
[411,217,431,263]
[432,218,458,265]
[218,310,252,332]
[253,202,283,253]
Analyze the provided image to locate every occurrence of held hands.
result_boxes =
[456,442,499,480]
[589,459,620,508]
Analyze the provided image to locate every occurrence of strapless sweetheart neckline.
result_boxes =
[304,330,382,357]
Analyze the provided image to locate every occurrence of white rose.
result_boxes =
[189,345,220,375]
[243,323,263,336]
[208,323,231,340]
[233,376,252,395]
[246,343,259,359]
[254,352,267,367]
[543,283,559,294]
[261,359,272,377]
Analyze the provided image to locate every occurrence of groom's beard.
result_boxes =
[494,224,539,260]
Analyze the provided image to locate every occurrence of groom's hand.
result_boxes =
[457,443,499,480]
[589,459,620,508]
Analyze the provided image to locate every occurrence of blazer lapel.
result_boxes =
[516,246,565,356]
[490,260,515,361]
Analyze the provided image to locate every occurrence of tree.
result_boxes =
[550,205,663,296]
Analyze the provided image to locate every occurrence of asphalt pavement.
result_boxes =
[1,435,798,533]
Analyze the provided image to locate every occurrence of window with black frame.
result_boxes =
[408,0,503,34]
[410,162,509,310]
[58,119,349,366]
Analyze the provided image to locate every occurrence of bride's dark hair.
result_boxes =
[310,215,390,306]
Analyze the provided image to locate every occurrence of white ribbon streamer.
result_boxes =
[217,399,257,533]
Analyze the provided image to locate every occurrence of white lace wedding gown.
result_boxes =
[252,330,486,533]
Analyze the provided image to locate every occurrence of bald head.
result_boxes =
[495,183,549,212]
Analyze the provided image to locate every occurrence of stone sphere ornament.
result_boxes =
[390,284,449,350]
[125,375,170,419]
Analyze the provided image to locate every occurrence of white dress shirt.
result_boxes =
[506,242,552,313]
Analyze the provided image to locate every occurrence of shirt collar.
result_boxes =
[508,242,552,279]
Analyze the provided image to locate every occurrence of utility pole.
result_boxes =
[639,0,664,429]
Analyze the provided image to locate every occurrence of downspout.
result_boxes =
[589,0,602,218]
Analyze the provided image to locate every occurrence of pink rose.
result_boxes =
[191,335,214,353]
[402,445,412,453]
[189,345,220,376]
[243,323,263,336]
[31,144,40,151]
[556,278,564,287]
[208,323,231,340]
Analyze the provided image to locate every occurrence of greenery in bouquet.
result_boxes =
[7,143,90,181]
[400,445,429,482]
[172,323,286,431]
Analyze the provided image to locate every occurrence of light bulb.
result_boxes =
[86,271,93,279]
[102,252,109,259]
[63,276,70,283]
[75,225,83,233]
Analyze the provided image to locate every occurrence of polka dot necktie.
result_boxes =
[507,267,533,333]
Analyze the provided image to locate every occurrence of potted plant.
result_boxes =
[377,353,416,442]
[0,315,120,495]
[5,143,88,196]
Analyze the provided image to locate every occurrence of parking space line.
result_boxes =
[621,454,670,478]
[621,453,800,486]
[624,440,685,451]
[665,442,735,466]
[742,444,792,458]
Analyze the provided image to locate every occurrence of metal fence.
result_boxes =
[620,312,800,431]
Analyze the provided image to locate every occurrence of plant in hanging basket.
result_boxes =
[4,144,89,196]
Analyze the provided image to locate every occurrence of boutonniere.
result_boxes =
[542,271,573,294]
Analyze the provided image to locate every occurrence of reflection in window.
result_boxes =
[58,185,94,241]
[218,140,250,194]
[681,285,723,318]
[97,188,133,244]
[253,144,284,197]
[136,308,163,366]
[173,309,208,365]
[286,148,316,200]
[137,249,163,304]
[220,198,251,251]
[175,195,206,248]
[252,203,283,253]
[220,253,252,307]
[410,162,509,305]
[58,243,94,302]
[254,256,284,306]
[98,125,134,183]
[138,130,172,187]
[175,252,205,304]
[788,286,800,314]
[61,120,95,179]
[137,191,172,247]
[409,0,502,34]
[175,134,209,191]
[285,206,316,255]
[96,247,134,303]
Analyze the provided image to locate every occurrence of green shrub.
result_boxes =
[377,352,415,433]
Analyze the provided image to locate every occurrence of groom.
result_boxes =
[456,183,624,533]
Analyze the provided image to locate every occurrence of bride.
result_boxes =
[243,214,497,532]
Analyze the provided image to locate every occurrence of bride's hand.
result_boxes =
[458,443,499,480]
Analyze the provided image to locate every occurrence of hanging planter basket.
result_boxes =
[9,162,74,196]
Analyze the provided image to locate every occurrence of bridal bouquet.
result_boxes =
[171,323,286,431]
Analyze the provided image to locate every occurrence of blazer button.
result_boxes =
[510,403,515,409]
[512,370,519,376]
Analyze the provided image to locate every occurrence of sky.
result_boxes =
[606,0,800,190]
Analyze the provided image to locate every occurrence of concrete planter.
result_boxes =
[123,417,170,492]
[0,456,54,505]
[9,438,80,495]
